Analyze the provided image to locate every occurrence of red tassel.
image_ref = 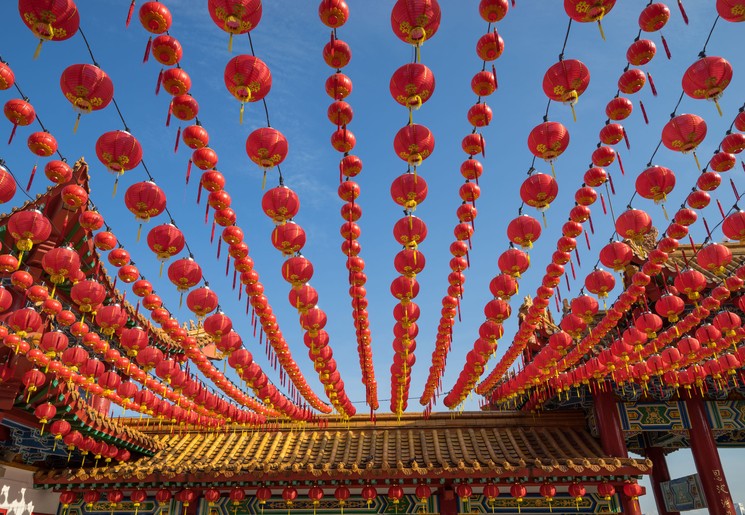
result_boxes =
[210,220,216,243]
[731,178,741,201]
[647,73,658,96]
[166,102,172,127]
[600,193,607,215]
[217,238,222,259]
[584,231,591,250]
[555,293,560,312]
[588,214,594,234]
[608,172,616,195]
[677,0,689,24]
[174,126,181,153]
[703,217,712,239]
[26,164,37,191]
[717,199,726,219]
[565,272,571,292]
[617,152,625,175]
[186,159,193,184]
[143,36,152,63]
[661,35,671,59]
[8,123,18,144]
[640,101,649,124]
[570,259,576,279]
[155,68,163,95]
[480,134,486,158]
[225,253,230,276]
[204,202,210,223]
[246,295,250,315]
[688,235,698,254]
[574,247,581,267]
[232,268,237,290]
[492,64,498,90]
[126,0,136,27]
[623,128,630,150]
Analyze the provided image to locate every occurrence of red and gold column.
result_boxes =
[686,395,735,515]
[645,446,680,515]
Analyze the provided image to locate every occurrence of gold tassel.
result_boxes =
[239,102,245,124]
[228,33,234,53]
[33,39,43,60]
[137,224,142,242]
[715,99,723,117]
[693,151,701,171]
[550,160,556,178]
[597,20,606,40]
[73,113,81,134]
[262,170,267,190]
[662,203,669,221]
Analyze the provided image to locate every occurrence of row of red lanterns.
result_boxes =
[387,0,441,415]
[132,2,331,416]
[477,6,738,399]
[423,0,506,409]
[492,106,744,402]
[319,0,378,411]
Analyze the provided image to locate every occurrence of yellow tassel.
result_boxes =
[33,40,43,59]
[262,170,267,190]
[408,108,413,125]
[159,261,164,276]
[415,44,421,63]
[51,284,57,298]
[715,99,723,117]
[662,203,669,221]
[597,20,606,40]
[693,151,701,171]
[542,212,547,228]
[550,160,556,178]
[239,103,245,124]
[112,176,119,197]
[570,102,577,123]
[73,114,81,134]
[228,33,234,52]
[137,224,142,242]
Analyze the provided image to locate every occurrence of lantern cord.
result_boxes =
[699,16,720,57]
[557,19,572,61]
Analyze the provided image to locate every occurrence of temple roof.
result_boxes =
[34,411,650,486]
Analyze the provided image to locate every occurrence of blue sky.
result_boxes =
[2,1,745,511]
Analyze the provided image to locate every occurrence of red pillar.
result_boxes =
[645,446,680,515]
[686,396,735,515]
[593,387,628,458]
[593,387,643,513]
[436,486,457,515]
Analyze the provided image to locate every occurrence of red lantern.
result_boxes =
[655,293,685,322]
[360,485,377,507]
[326,73,353,100]
[319,0,349,28]
[519,173,558,211]
[147,223,185,261]
[662,113,707,166]
[635,165,675,203]
[224,55,272,122]
[507,215,542,248]
[151,35,182,66]
[606,96,633,120]
[4,99,36,144]
[639,3,670,31]
[0,62,13,90]
[124,181,167,223]
[614,209,652,242]
[721,133,745,155]
[42,245,80,289]
[542,59,590,120]
[139,2,172,33]
[393,216,428,248]
[323,38,352,68]
[271,222,306,255]
[476,30,505,61]
[44,160,72,184]
[0,166,16,204]
[27,131,57,159]
[186,287,219,317]
[509,483,527,504]
[697,243,732,275]
[682,56,733,114]
[390,63,436,109]
[599,241,633,271]
[161,68,191,96]
[282,486,298,506]
[393,124,435,166]
[723,211,745,242]
[70,279,106,313]
[674,268,707,300]
[59,64,114,131]
[18,0,80,57]
[170,94,199,122]
[527,121,569,169]
[390,0,441,46]
[627,39,657,66]
[618,68,646,94]
[718,0,745,21]
[7,209,52,260]
[208,0,262,50]
[246,128,288,171]
[597,482,616,501]
[498,248,530,277]
[585,269,616,298]
[168,258,202,292]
